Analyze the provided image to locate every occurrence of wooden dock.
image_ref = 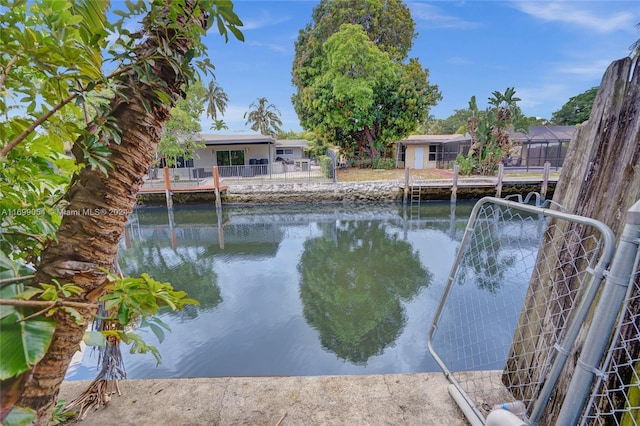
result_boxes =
[138,164,558,206]
[139,166,227,208]
[403,163,558,203]
[138,184,227,194]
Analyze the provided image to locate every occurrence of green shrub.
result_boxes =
[455,154,476,176]
[373,157,395,170]
[317,155,334,178]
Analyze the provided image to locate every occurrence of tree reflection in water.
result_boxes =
[298,220,432,364]
[117,232,222,320]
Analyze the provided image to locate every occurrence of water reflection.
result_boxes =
[298,220,432,364]
[66,201,505,380]
[459,219,517,294]
[119,209,223,317]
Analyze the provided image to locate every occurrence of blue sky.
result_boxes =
[202,1,639,134]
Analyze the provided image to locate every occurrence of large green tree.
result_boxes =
[435,108,476,135]
[292,0,441,162]
[0,1,242,423]
[551,86,598,125]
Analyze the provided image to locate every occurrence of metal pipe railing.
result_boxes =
[556,199,640,425]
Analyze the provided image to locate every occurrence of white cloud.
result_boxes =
[246,41,290,54]
[557,58,614,79]
[516,83,568,112]
[512,1,636,33]
[241,10,291,31]
[408,3,482,29]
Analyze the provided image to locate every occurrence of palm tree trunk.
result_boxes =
[16,3,206,423]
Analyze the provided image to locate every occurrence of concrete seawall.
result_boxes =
[136,179,556,206]
[224,181,403,204]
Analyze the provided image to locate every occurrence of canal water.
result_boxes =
[65,201,533,380]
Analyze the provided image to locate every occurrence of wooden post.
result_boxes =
[163,166,172,208]
[541,161,550,199]
[451,164,459,202]
[504,57,640,424]
[213,166,221,209]
[403,167,410,206]
[496,163,504,198]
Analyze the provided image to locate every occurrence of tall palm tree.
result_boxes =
[211,119,228,131]
[243,96,283,136]
[205,79,228,121]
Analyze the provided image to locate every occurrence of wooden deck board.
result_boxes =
[138,185,227,194]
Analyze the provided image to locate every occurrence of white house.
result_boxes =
[275,139,309,162]
[194,134,275,171]
[396,126,576,170]
[396,134,470,170]
[159,134,309,179]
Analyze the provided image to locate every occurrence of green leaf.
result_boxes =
[13,287,44,301]
[3,406,36,426]
[228,25,244,42]
[148,322,166,343]
[0,284,20,320]
[62,306,84,324]
[0,251,20,278]
[118,302,130,325]
[0,312,56,380]
[83,330,107,347]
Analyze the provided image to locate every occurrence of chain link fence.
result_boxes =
[580,227,640,425]
[427,195,621,425]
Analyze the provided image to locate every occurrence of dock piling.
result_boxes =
[451,164,459,202]
[541,162,550,199]
[213,166,222,209]
[404,167,410,206]
[163,166,173,208]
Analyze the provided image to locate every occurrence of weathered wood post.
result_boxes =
[403,167,410,206]
[163,166,172,208]
[541,162,550,199]
[503,57,640,424]
[451,163,459,202]
[496,163,504,198]
[213,166,221,210]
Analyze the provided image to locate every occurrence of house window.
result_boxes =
[216,149,245,166]
[276,148,294,155]
[428,145,437,161]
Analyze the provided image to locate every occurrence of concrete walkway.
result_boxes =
[59,373,469,425]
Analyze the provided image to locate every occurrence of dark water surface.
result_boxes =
[66,201,520,380]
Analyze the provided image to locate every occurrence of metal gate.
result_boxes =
[427,195,628,425]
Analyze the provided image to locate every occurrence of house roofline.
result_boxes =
[201,134,275,145]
